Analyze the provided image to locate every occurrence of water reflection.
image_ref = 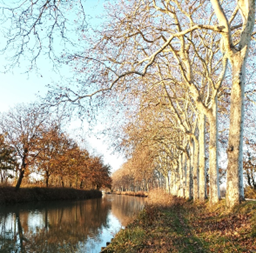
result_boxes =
[0,194,145,252]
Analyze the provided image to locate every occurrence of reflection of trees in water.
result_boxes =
[0,213,19,252]
[0,198,112,252]
[0,211,29,253]
[110,195,145,226]
[0,196,145,252]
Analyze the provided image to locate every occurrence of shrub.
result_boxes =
[244,186,256,199]
[147,188,185,208]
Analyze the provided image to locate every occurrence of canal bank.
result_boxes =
[0,186,102,204]
[102,190,256,253]
[113,191,148,197]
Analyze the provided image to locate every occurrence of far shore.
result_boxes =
[113,191,148,197]
[0,186,102,204]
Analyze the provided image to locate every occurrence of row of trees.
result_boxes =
[0,103,112,190]
[112,99,255,198]
[92,0,256,207]
[0,1,256,207]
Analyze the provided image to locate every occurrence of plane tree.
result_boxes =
[120,91,192,196]
[68,0,255,207]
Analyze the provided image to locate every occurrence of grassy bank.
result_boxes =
[103,189,256,253]
[114,191,148,197]
[0,186,102,204]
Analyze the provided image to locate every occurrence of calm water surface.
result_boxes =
[0,194,145,253]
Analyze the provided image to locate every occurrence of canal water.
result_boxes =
[0,194,145,253]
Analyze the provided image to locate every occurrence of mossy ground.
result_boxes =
[103,190,256,253]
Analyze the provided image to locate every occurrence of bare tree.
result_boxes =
[60,0,254,207]
[0,0,86,71]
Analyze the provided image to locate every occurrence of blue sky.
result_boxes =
[0,0,107,111]
[0,0,104,107]
[0,0,125,172]
[0,71,50,111]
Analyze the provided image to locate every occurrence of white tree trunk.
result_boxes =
[165,174,170,194]
[198,113,206,201]
[171,167,177,196]
[182,152,187,198]
[226,51,247,207]
[210,0,255,207]
[178,153,184,197]
[192,137,199,200]
[208,96,220,204]
[185,151,192,200]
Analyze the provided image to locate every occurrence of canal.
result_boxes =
[0,194,145,252]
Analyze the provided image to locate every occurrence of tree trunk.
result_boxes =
[0,170,3,183]
[198,113,206,201]
[185,152,192,200]
[189,140,195,199]
[61,177,64,187]
[171,170,175,195]
[178,153,183,197]
[165,175,170,193]
[45,170,49,188]
[208,97,220,204]
[210,0,255,208]
[15,169,25,191]
[15,152,28,191]
[192,137,199,200]
[182,153,187,198]
[226,52,247,207]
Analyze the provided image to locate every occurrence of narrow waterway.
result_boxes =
[0,194,145,252]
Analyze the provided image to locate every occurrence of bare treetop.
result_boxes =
[0,0,87,72]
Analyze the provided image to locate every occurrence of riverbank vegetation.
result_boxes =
[0,186,102,204]
[103,189,256,253]
[0,103,112,191]
[114,191,148,197]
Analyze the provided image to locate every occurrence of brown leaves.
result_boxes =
[190,201,256,252]
[106,199,256,253]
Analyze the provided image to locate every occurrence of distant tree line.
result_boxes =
[0,103,112,191]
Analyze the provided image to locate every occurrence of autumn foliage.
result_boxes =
[0,104,112,191]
